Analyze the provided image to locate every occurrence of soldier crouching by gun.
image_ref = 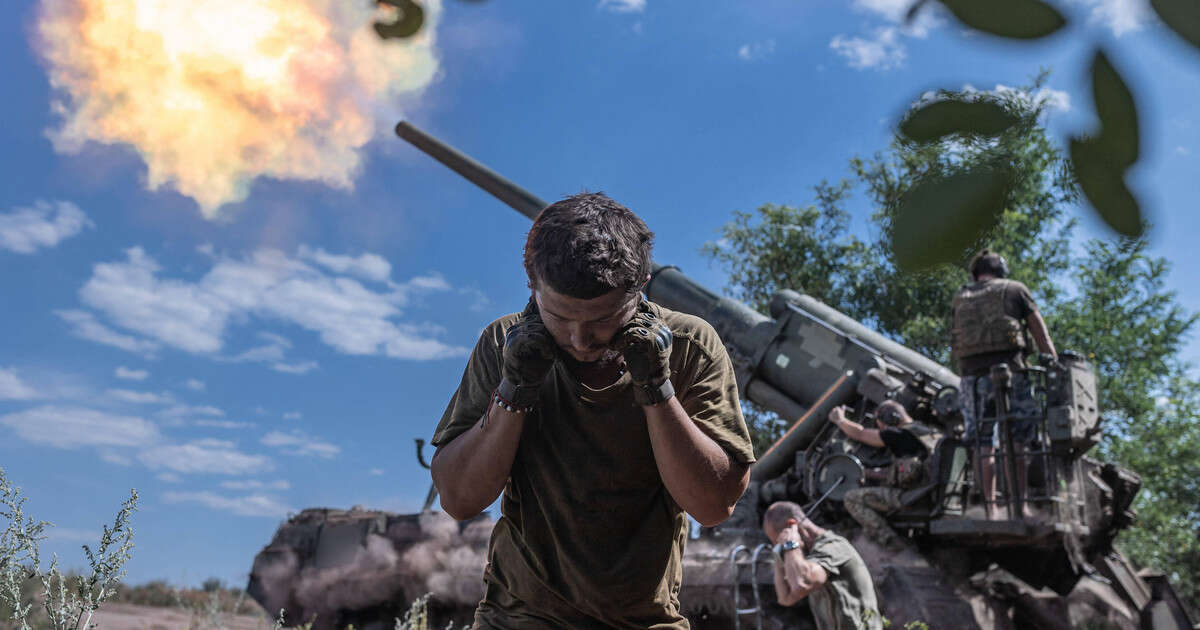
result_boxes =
[829,401,937,551]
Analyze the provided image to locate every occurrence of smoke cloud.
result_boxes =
[251,510,491,628]
[35,0,442,218]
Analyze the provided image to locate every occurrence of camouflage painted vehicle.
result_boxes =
[246,123,1195,630]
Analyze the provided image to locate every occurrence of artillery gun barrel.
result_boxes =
[393,120,956,459]
[774,290,959,388]
[395,121,547,220]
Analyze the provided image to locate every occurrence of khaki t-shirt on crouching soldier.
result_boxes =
[432,302,755,630]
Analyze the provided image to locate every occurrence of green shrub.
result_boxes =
[0,466,137,630]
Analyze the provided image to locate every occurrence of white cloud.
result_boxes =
[282,411,302,420]
[220,479,290,490]
[72,247,466,362]
[80,247,226,353]
[853,0,912,22]
[114,366,149,381]
[139,438,272,475]
[1176,146,1191,157]
[195,419,255,429]
[106,388,173,405]
[162,491,291,518]
[988,84,1071,113]
[298,246,391,283]
[230,332,290,363]
[271,361,318,375]
[599,0,645,13]
[831,27,906,70]
[407,273,452,291]
[261,430,341,459]
[737,40,776,62]
[0,406,160,449]
[159,404,225,420]
[369,468,384,476]
[227,332,318,374]
[0,200,92,254]
[941,83,1071,114]
[831,0,943,71]
[158,472,182,483]
[184,378,205,391]
[55,309,159,356]
[1074,0,1149,36]
[0,404,278,480]
[852,0,940,36]
[99,451,133,466]
[0,367,39,400]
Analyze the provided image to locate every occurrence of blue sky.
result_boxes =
[1,0,1197,588]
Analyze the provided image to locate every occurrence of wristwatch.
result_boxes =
[773,540,800,558]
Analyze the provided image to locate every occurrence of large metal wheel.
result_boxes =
[811,453,865,502]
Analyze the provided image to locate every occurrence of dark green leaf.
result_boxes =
[1069,137,1144,237]
[1150,0,1200,51]
[938,0,1066,39]
[900,99,1021,143]
[1091,50,1139,168]
[374,0,424,40]
[891,167,1009,272]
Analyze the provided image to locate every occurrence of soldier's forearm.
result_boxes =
[1027,310,1057,358]
[431,404,526,520]
[644,396,749,527]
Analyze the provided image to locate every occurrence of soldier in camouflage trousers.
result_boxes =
[830,401,937,550]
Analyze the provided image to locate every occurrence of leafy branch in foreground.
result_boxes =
[0,466,137,630]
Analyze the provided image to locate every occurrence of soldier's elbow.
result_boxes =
[437,494,483,521]
[694,505,735,528]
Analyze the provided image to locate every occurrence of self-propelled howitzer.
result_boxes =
[242,123,1193,630]
[389,121,1191,629]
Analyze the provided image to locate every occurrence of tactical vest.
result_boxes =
[951,279,1027,360]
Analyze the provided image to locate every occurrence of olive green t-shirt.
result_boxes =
[805,531,882,630]
[432,302,755,629]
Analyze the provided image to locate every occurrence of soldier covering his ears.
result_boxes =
[430,192,755,629]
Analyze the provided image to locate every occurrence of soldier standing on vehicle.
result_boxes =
[430,192,756,629]
[762,501,883,630]
[831,401,937,551]
[951,249,1056,519]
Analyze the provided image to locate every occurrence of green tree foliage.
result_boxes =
[703,83,1200,607]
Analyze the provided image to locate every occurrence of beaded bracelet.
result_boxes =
[493,388,535,414]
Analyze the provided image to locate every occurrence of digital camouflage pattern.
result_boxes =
[959,371,1041,444]
[843,487,905,549]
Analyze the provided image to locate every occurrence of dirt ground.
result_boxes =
[89,602,275,630]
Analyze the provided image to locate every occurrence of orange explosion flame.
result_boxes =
[36,0,440,218]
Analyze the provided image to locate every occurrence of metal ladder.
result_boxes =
[730,543,773,630]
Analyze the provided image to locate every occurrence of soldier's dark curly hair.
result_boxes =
[523,192,654,299]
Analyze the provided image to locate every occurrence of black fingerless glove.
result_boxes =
[498,301,557,408]
[614,301,675,405]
